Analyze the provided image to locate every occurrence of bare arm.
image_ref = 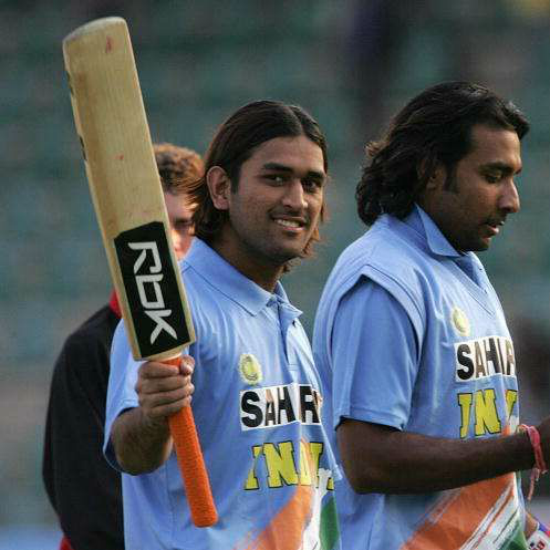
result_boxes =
[338,418,550,494]
[110,356,194,475]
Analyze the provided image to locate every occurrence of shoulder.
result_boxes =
[49,305,118,399]
[327,219,428,299]
[181,256,257,325]
[182,260,221,298]
[317,219,433,341]
[61,305,119,356]
[182,263,228,321]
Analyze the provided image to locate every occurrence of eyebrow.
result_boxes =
[261,162,326,181]
[480,162,522,177]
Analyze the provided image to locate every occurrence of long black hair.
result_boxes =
[188,100,328,259]
[356,81,529,225]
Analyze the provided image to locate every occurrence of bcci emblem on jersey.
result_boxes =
[451,306,471,337]
[239,353,263,385]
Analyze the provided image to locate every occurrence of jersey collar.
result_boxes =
[183,238,294,316]
[404,205,484,284]
[407,204,462,259]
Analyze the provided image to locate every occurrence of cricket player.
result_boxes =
[104,101,341,550]
[313,81,550,549]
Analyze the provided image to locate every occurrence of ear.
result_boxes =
[206,166,231,210]
[423,162,446,191]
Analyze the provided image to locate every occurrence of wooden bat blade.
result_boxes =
[63,17,217,527]
[63,16,195,361]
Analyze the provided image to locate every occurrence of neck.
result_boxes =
[208,237,283,293]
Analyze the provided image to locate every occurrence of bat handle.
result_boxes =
[165,356,218,527]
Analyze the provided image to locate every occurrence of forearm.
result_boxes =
[111,408,173,475]
[339,420,535,494]
[109,356,195,475]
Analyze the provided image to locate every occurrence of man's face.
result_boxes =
[420,124,522,252]
[164,191,195,260]
[216,135,326,273]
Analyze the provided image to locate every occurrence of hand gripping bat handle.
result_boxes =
[165,356,218,527]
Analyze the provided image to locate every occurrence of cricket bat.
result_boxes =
[63,17,217,527]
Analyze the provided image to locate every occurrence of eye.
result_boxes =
[302,177,324,192]
[264,174,287,185]
[174,220,193,232]
[484,173,501,183]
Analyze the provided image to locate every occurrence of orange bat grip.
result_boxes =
[165,356,218,527]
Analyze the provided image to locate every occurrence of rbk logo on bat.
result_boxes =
[114,221,190,356]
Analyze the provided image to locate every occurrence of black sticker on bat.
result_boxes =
[114,221,191,357]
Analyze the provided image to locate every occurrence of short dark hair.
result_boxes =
[188,100,328,259]
[356,81,530,225]
[153,142,204,197]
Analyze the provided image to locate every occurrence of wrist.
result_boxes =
[522,425,548,473]
[141,409,170,433]
[520,424,548,501]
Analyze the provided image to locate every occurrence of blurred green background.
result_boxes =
[2,0,550,546]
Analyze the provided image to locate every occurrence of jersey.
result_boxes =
[104,239,341,550]
[313,205,527,550]
[43,294,124,550]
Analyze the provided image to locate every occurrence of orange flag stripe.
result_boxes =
[402,473,516,549]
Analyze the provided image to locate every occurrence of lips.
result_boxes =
[273,217,307,230]
[485,224,499,237]
[484,219,504,236]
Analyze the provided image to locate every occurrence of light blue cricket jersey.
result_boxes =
[105,239,340,550]
[313,205,527,550]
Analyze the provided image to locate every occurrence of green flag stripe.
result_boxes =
[320,496,339,550]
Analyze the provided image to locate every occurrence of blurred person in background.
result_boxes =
[42,143,203,550]
[314,81,550,549]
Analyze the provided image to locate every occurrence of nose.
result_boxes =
[499,179,520,214]
[282,179,308,210]
[169,226,185,261]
